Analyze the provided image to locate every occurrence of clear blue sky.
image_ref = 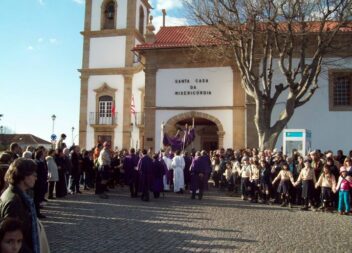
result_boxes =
[0,0,187,145]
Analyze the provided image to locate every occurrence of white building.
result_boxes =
[79,0,352,154]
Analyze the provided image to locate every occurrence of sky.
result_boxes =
[0,0,187,145]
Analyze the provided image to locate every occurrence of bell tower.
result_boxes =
[79,0,151,149]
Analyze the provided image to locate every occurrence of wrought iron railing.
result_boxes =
[133,112,144,126]
[89,112,117,125]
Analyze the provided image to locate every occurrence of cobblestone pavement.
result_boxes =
[42,187,351,253]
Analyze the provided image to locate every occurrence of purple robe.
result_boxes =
[123,154,139,185]
[151,160,165,193]
[183,155,192,186]
[163,128,196,151]
[190,156,210,192]
[137,155,153,192]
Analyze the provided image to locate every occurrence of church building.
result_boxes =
[79,0,352,153]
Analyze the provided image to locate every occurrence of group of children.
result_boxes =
[213,150,352,214]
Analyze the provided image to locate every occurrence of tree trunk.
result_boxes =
[257,129,281,151]
[254,99,288,151]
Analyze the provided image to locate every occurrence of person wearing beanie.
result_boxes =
[335,167,352,215]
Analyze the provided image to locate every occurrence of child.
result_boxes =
[238,157,252,200]
[294,158,316,211]
[259,160,271,204]
[0,218,23,253]
[223,161,233,191]
[250,159,261,203]
[335,167,352,215]
[272,162,295,208]
[315,165,336,212]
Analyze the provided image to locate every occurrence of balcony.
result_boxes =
[89,112,117,126]
[134,112,144,127]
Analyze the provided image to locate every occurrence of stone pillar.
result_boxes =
[79,75,89,148]
[78,0,92,149]
[232,66,246,149]
[125,0,137,67]
[122,74,133,149]
[144,65,157,150]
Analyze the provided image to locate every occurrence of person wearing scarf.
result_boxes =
[0,158,41,253]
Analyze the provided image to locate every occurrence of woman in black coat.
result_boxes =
[0,158,41,253]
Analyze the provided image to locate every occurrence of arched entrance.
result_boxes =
[164,111,225,151]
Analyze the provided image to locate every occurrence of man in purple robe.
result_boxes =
[123,148,140,198]
[151,153,165,198]
[137,149,153,202]
[190,151,211,200]
[183,151,192,190]
[201,150,212,190]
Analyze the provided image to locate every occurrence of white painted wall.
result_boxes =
[86,75,125,149]
[271,57,352,153]
[155,110,233,151]
[89,37,126,68]
[156,67,233,107]
[135,0,148,34]
[91,0,128,31]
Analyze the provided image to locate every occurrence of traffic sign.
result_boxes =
[51,134,57,141]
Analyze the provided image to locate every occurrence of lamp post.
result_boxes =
[71,127,75,145]
[0,126,3,134]
[51,114,56,134]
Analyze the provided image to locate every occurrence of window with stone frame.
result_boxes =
[329,70,352,111]
[102,0,116,30]
[98,95,113,124]
[139,6,145,35]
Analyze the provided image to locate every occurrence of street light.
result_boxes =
[0,126,3,134]
[71,127,75,145]
[51,114,56,134]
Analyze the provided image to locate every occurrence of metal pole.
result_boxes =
[71,127,75,145]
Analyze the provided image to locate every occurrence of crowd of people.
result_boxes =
[210,148,352,214]
[0,132,351,252]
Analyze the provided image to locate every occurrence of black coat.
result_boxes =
[0,185,34,253]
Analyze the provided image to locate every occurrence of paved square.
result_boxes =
[42,188,351,253]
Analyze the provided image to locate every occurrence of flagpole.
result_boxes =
[192,118,195,150]
[160,121,164,152]
[182,124,188,152]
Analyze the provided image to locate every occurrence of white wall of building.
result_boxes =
[86,75,125,149]
[271,57,352,153]
[155,110,233,151]
[135,0,148,34]
[89,37,126,68]
[156,67,234,107]
[91,0,128,31]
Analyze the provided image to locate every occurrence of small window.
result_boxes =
[102,1,116,30]
[329,70,352,111]
[139,6,145,35]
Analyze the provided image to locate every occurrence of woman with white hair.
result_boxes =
[46,149,59,199]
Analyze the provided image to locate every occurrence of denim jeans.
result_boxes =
[338,190,350,212]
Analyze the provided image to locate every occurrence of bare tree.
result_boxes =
[184,0,352,150]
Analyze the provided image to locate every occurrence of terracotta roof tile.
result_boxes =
[134,22,352,51]
[135,25,224,50]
